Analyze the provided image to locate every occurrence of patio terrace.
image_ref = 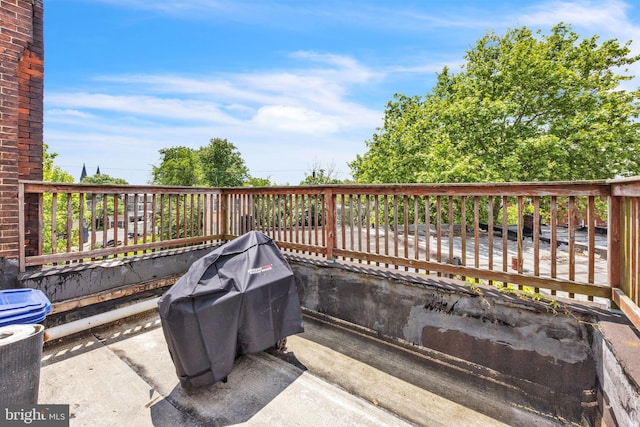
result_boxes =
[2,3,638,425]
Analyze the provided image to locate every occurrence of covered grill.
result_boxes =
[158,231,304,388]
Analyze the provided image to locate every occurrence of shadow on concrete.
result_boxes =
[42,334,102,366]
[42,311,163,366]
[150,351,307,427]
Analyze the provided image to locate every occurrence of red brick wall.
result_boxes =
[0,0,44,261]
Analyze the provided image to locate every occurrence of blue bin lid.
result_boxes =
[0,289,51,327]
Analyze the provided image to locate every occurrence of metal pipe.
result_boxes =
[45,297,160,342]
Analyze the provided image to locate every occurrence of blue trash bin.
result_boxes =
[0,289,51,327]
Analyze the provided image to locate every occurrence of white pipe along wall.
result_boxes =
[45,297,160,342]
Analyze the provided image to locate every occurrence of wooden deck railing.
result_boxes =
[18,181,224,270]
[226,183,613,301]
[18,179,640,329]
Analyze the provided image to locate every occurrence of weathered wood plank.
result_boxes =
[50,275,181,314]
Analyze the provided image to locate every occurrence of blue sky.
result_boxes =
[44,0,640,185]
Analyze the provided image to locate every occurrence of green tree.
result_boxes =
[43,144,74,184]
[350,24,640,184]
[43,144,79,254]
[81,174,129,185]
[150,139,250,238]
[150,146,203,186]
[198,138,249,187]
[245,176,272,187]
[152,139,249,187]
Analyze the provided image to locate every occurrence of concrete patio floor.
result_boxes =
[38,310,559,426]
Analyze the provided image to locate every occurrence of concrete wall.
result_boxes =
[287,255,638,425]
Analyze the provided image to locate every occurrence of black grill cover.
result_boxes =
[158,231,304,388]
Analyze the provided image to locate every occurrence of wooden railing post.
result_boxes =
[325,189,336,261]
[608,193,623,293]
[18,182,25,272]
[220,189,228,240]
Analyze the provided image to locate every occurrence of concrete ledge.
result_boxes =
[287,254,607,423]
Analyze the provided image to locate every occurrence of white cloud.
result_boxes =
[520,0,632,30]
[50,51,383,131]
[45,109,100,127]
[289,51,378,82]
[46,93,239,124]
[90,0,504,33]
[90,0,640,41]
[518,0,640,51]
[45,51,383,184]
[252,105,341,134]
[94,0,236,15]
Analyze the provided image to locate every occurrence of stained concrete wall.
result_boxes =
[286,255,638,425]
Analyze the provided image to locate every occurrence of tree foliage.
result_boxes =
[151,138,251,187]
[350,24,640,184]
[198,138,249,187]
[43,144,78,254]
[151,146,202,186]
[81,173,129,185]
[245,176,272,187]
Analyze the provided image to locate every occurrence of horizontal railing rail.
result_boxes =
[18,179,640,330]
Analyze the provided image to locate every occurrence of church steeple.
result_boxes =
[96,166,101,175]
[80,163,87,182]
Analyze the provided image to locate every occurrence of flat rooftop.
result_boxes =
[39,310,563,426]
